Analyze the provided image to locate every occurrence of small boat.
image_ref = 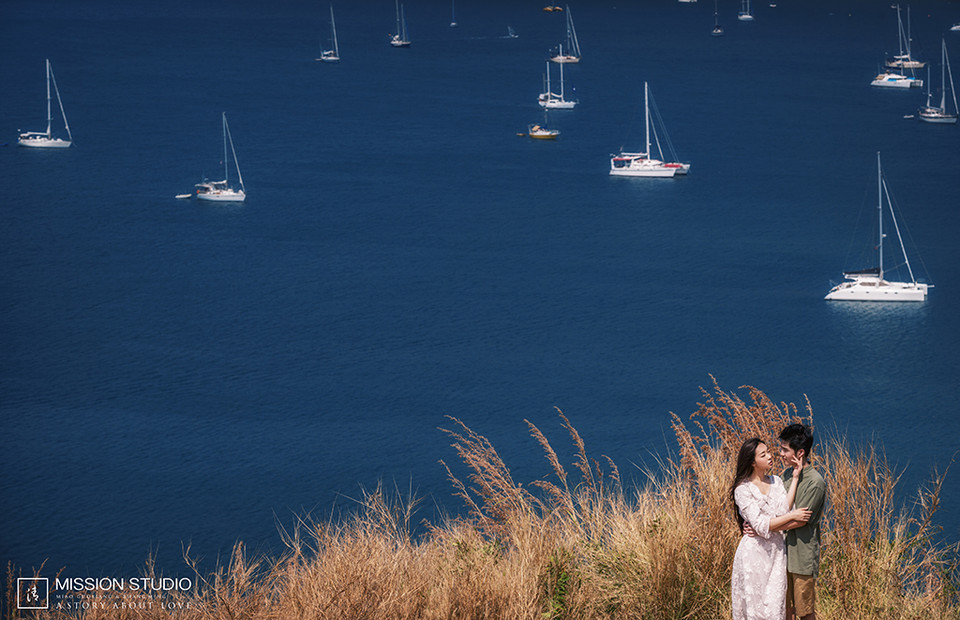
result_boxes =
[175,193,193,199]
[317,5,340,62]
[712,0,724,36]
[610,82,690,178]
[885,5,925,70]
[543,6,554,12]
[196,113,246,203]
[951,23,960,32]
[917,39,958,124]
[825,153,931,302]
[18,59,73,149]
[871,70,922,88]
[390,0,411,47]
[550,5,580,63]
[450,0,456,27]
[507,26,519,39]
[738,0,754,21]
[528,109,559,139]
[538,47,577,109]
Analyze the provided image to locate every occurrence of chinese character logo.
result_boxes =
[17,578,49,610]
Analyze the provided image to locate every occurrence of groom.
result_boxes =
[779,424,826,620]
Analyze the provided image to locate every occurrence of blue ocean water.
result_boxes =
[2,0,959,578]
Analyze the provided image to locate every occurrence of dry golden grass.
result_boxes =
[8,380,958,620]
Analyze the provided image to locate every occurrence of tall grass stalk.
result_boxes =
[9,381,958,619]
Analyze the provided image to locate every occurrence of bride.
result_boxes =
[730,438,811,620]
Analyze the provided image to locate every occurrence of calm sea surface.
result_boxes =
[2,0,959,577]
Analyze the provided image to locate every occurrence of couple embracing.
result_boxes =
[730,424,826,620]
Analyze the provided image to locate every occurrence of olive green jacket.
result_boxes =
[781,466,826,576]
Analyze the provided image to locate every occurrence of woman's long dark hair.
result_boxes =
[730,438,765,533]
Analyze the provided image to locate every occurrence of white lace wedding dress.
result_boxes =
[731,476,788,620]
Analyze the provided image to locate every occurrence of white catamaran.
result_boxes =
[551,5,580,63]
[871,69,922,88]
[538,46,577,109]
[825,153,930,302]
[196,113,246,203]
[390,0,411,47]
[317,5,340,62]
[610,82,689,178]
[18,59,73,149]
[918,39,957,124]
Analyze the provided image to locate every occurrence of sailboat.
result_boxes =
[528,108,559,139]
[825,153,930,302]
[507,26,519,39]
[610,82,689,178]
[317,5,340,62]
[450,0,456,27]
[390,0,411,47]
[196,113,246,203]
[712,0,724,36]
[538,47,577,109]
[737,0,754,21]
[885,5,925,70]
[917,39,957,123]
[551,5,580,63]
[18,59,73,149]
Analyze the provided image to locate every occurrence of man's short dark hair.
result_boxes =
[779,424,813,456]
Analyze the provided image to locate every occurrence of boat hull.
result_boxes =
[609,160,677,177]
[18,135,71,148]
[550,55,579,64]
[871,76,922,88]
[196,190,246,202]
[918,107,958,123]
[541,99,576,109]
[825,280,929,302]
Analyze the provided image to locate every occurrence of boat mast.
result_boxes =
[558,44,564,99]
[946,39,959,115]
[224,113,245,193]
[877,152,883,279]
[644,82,650,158]
[896,5,905,59]
[222,113,229,184]
[331,5,339,56]
[906,5,913,62]
[45,59,52,139]
[395,0,401,38]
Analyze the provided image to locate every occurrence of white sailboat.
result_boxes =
[507,26,519,39]
[885,4,925,70]
[737,0,754,21]
[610,82,690,178]
[712,0,724,36]
[390,0,411,47]
[538,47,577,109]
[551,5,580,63]
[18,59,73,149]
[196,113,246,203]
[317,5,340,62]
[450,0,456,27]
[825,153,930,302]
[918,39,957,123]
